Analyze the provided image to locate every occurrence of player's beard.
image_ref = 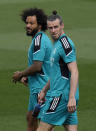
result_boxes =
[26,28,39,37]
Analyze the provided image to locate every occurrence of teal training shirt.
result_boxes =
[50,34,79,101]
[28,31,53,94]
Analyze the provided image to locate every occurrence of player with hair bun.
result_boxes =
[37,11,79,131]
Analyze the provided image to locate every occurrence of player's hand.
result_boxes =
[67,96,76,113]
[20,77,28,86]
[12,71,22,83]
[38,90,46,104]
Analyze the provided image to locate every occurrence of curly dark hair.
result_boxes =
[21,8,47,31]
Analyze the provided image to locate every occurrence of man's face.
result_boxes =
[26,15,40,37]
[47,19,64,41]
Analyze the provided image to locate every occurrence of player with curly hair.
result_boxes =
[12,8,53,131]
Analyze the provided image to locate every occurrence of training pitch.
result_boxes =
[0,0,96,130]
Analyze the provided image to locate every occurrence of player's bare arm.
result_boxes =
[12,61,42,83]
[67,61,79,113]
[38,80,50,104]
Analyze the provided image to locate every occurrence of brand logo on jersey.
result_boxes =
[60,36,72,56]
[46,95,62,113]
[35,34,41,46]
[61,37,70,49]
[34,34,42,53]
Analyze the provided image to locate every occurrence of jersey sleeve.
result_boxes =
[59,36,76,63]
[33,34,46,62]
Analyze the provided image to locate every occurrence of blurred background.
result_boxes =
[0,0,96,130]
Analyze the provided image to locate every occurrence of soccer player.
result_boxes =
[12,8,53,131]
[37,11,79,131]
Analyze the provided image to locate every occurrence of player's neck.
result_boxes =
[61,31,65,35]
[31,29,42,38]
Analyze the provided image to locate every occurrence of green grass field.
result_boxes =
[0,0,96,130]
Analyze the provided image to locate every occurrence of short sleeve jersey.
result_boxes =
[49,34,79,101]
[28,31,53,94]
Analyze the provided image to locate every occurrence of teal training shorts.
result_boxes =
[28,93,38,111]
[41,94,78,125]
[28,92,49,119]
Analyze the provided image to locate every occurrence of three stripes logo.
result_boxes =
[34,34,42,53]
[35,34,42,46]
[61,37,70,49]
[46,95,62,113]
[60,36,72,56]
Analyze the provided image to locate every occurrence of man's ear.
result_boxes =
[61,23,64,29]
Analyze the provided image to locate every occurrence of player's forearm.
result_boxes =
[69,68,79,99]
[21,66,37,77]
[42,80,50,94]
[21,61,42,77]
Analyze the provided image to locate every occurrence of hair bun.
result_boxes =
[52,10,57,15]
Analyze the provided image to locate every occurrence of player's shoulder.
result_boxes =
[59,35,75,56]
[34,32,52,49]
[33,32,47,46]
[34,32,49,43]
[33,32,52,52]
[41,32,51,41]
[59,35,75,47]
[33,33,43,53]
[40,32,52,46]
[34,32,42,42]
